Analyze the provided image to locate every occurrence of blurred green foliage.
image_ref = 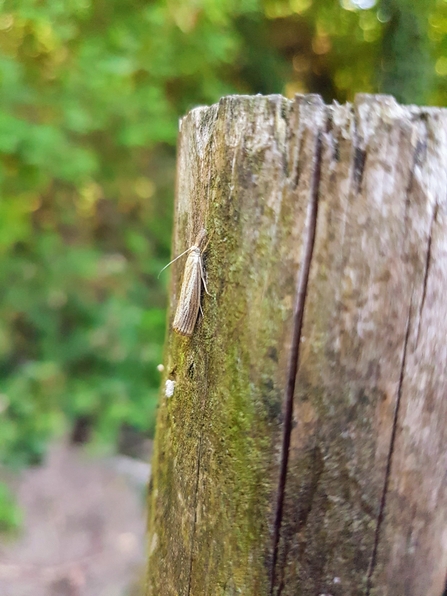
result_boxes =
[378,0,433,104]
[0,0,445,468]
[0,482,22,532]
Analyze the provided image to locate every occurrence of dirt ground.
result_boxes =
[0,442,150,596]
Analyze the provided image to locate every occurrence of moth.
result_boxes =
[160,229,210,336]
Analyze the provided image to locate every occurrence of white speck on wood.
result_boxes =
[165,379,175,398]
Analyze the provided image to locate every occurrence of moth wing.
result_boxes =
[173,253,202,336]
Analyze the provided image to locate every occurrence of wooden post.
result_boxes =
[146,94,447,596]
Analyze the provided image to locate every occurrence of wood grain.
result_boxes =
[146,94,447,596]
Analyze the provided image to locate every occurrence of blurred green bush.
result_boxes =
[0,0,444,467]
[0,0,279,466]
[0,482,22,532]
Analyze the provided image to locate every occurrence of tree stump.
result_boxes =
[146,94,447,596]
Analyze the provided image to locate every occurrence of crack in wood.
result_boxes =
[353,146,367,194]
[270,132,322,595]
[366,301,412,595]
[187,432,204,596]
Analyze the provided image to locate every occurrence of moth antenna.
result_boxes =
[158,245,193,278]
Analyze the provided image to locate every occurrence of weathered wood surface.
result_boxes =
[146,94,447,596]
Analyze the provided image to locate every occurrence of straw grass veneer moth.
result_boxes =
[160,229,210,336]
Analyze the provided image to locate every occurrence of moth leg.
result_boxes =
[197,263,204,316]
[201,229,213,254]
[199,258,211,296]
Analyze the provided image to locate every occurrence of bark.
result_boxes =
[146,94,447,596]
